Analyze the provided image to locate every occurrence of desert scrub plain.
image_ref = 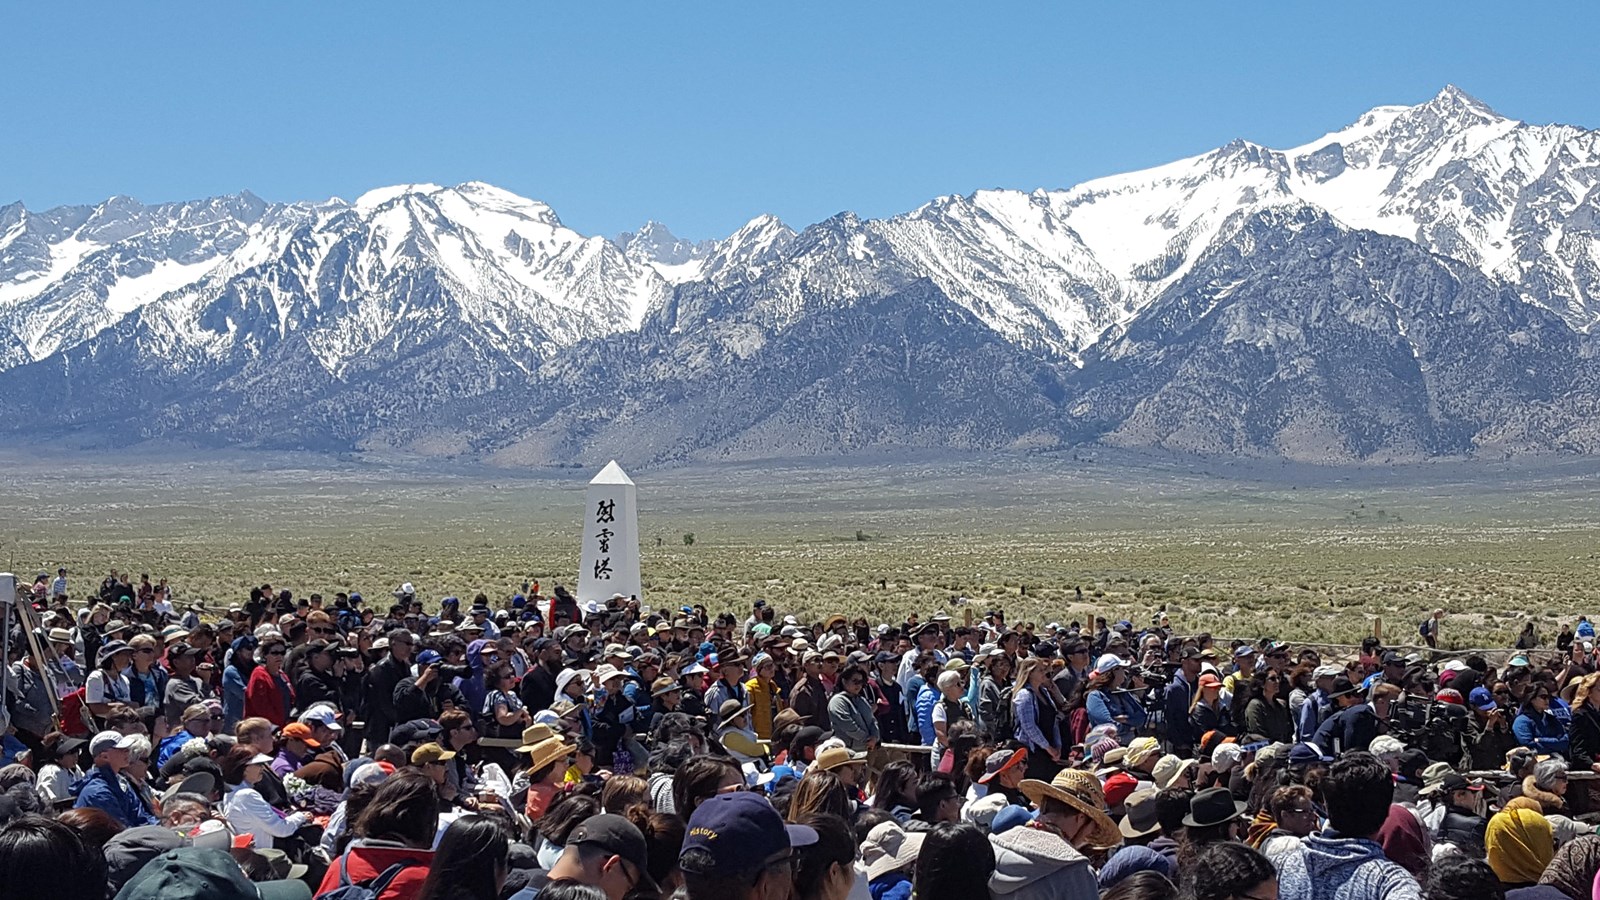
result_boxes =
[4,448,1600,648]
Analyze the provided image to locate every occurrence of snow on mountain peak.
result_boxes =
[354,183,444,212]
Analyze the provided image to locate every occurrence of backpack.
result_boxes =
[314,857,420,900]
[57,687,91,736]
[1419,619,1431,637]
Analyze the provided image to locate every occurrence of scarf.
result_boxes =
[1244,809,1277,848]
[1487,808,1554,885]
[1538,834,1600,900]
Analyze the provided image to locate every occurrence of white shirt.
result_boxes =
[85,668,130,705]
[36,763,83,806]
[224,783,307,849]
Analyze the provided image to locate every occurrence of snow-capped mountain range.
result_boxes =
[4,86,1600,463]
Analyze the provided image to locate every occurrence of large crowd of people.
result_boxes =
[4,568,1600,900]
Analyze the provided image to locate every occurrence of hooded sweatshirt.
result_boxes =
[988,824,1099,900]
[1276,831,1422,900]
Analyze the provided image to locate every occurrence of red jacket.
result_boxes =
[318,844,435,900]
[245,666,293,726]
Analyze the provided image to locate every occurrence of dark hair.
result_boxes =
[0,815,107,900]
[354,770,441,847]
[1323,751,1393,839]
[536,793,601,846]
[1425,853,1505,900]
[416,815,508,900]
[672,756,741,821]
[914,822,995,900]
[219,744,259,786]
[789,769,852,823]
[915,773,959,821]
[1154,787,1192,837]
[1187,842,1276,900]
[624,804,687,889]
[530,880,609,900]
[55,805,125,850]
[853,807,894,845]
[794,813,856,900]
[648,738,697,776]
[871,760,919,811]
[1100,871,1178,900]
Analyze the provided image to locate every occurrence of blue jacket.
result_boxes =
[1087,689,1147,744]
[1513,709,1570,756]
[915,685,939,745]
[74,764,157,828]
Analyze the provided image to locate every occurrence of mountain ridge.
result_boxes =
[5,86,1600,465]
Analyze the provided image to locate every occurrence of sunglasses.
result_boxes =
[265,649,286,657]
[310,628,334,635]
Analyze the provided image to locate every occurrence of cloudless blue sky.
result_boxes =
[4,3,1598,240]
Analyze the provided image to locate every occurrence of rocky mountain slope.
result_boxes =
[3,87,1599,464]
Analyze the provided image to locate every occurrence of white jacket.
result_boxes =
[224,783,307,849]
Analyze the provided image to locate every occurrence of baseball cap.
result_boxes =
[416,649,443,666]
[410,742,456,765]
[1469,685,1496,711]
[679,792,819,877]
[90,729,142,756]
[1094,653,1124,675]
[299,706,344,733]
[568,814,659,892]
[280,723,320,748]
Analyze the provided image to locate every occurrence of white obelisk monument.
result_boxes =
[577,461,642,605]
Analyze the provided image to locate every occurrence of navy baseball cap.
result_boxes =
[680,792,818,876]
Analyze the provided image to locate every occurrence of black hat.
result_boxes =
[1329,676,1362,699]
[1381,651,1404,666]
[916,622,941,638]
[51,736,87,757]
[1178,647,1202,661]
[1182,786,1249,829]
[116,847,308,900]
[568,814,659,893]
[527,637,554,651]
[1441,774,1485,794]
[873,650,899,666]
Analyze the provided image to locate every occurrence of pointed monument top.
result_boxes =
[589,460,635,486]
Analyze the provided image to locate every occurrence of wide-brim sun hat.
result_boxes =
[526,735,575,772]
[1019,768,1122,849]
[1182,786,1249,828]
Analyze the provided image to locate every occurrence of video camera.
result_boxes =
[1387,696,1469,767]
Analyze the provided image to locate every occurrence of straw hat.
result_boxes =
[516,722,574,768]
[1019,768,1122,849]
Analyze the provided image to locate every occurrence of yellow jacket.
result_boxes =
[745,675,784,741]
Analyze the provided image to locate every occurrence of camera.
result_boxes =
[437,663,473,679]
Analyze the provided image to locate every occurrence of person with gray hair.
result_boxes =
[1523,756,1596,845]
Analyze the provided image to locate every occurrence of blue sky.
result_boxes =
[4,3,1597,240]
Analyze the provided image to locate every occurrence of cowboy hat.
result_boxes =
[1182,786,1249,829]
[814,746,867,772]
[525,733,574,773]
[1019,769,1122,849]
[1119,789,1162,839]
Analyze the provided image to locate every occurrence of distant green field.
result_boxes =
[5,449,1600,647]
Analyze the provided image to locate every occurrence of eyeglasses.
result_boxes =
[716,782,747,794]
[265,649,286,656]
[137,648,156,655]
